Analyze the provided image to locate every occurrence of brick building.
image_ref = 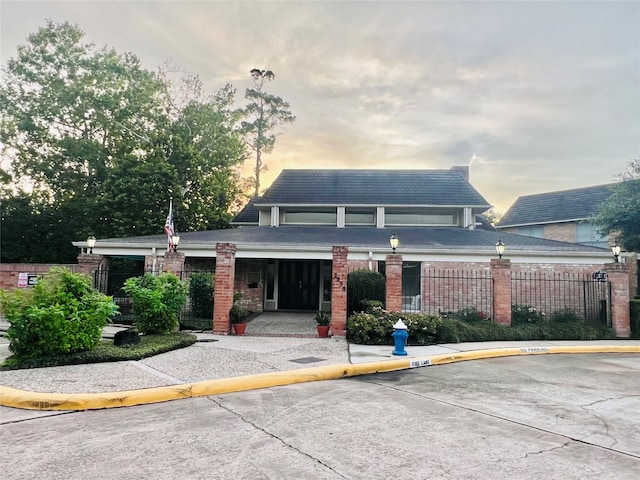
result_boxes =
[70,168,631,337]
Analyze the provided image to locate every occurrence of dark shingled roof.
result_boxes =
[497,183,618,228]
[254,169,491,209]
[97,226,607,254]
[232,197,260,224]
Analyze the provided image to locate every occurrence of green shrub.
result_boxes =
[123,273,188,334]
[347,270,386,313]
[347,309,441,345]
[550,307,580,323]
[0,267,117,359]
[511,304,546,325]
[189,272,214,319]
[446,307,491,323]
[630,299,640,339]
[229,292,251,324]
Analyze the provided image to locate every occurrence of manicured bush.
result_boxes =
[446,307,491,323]
[347,308,441,345]
[511,304,546,325]
[189,272,214,319]
[123,273,188,334]
[630,298,640,339]
[347,270,386,313]
[0,267,117,359]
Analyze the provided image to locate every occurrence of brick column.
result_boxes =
[76,253,105,285]
[163,251,185,276]
[628,256,638,298]
[213,243,237,334]
[331,246,348,336]
[491,258,512,325]
[604,262,631,338]
[385,254,403,312]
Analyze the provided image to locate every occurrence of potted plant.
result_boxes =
[230,293,251,335]
[314,310,331,338]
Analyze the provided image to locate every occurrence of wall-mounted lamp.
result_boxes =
[87,235,96,254]
[611,242,621,263]
[495,239,506,259]
[389,232,399,254]
[171,233,181,252]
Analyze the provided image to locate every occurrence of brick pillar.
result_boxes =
[604,262,631,338]
[385,254,403,312]
[164,251,185,276]
[331,246,348,336]
[213,243,237,334]
[76,253,105,285]
[491,258,512,325]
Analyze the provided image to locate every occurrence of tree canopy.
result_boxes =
[1,21,246,262]
[592,158,640,252]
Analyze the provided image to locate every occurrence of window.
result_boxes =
[576,222,607,246]
[345,208,376,226]
[516,226,544,238]
[385,208,457,226]
[281,208,337,225]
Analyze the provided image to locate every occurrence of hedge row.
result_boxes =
[346,309,616,345]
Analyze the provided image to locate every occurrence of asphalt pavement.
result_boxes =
[1,314,639,413]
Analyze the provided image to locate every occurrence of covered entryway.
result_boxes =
[278,260,320,310]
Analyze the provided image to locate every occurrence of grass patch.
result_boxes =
[1,331,197,371]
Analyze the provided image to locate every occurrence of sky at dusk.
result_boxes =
[1,0,638,213]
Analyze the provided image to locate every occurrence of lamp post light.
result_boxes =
[389,232,399,254]
[87,235,96,254]
[171,233,181,252]
[611,242,621,263]
[495,239,505,259]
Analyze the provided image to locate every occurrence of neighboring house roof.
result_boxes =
[254,169,491,210]
[496,183,618,228]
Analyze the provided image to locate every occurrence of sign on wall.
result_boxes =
[18,273,42,288]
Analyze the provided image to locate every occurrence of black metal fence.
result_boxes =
[93,267,216,329]
[511,271,611,325]
[405,269,494,318]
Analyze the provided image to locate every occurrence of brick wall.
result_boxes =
[212,243,237,334]
[235,259,265,313]
[544,223,576,243]
[331,246,349,335]
[0,263,79,291]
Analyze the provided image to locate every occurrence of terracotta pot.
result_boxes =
[316,325,330,338]
[233,323,247,336]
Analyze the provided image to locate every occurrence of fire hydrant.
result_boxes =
[392,319,408,356]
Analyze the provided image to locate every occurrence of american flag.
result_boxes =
[164,199,175,251]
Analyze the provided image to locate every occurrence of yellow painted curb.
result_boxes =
[1,345,638,411]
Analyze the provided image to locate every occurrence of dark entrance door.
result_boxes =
[278,260,320,310]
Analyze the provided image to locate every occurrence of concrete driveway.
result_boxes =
[1,353,638,479]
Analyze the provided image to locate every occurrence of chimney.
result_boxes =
[450,165,469,182]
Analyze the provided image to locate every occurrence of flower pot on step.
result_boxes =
[233,323,247,336]
[316,325,330,338]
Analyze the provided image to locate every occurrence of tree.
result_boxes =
[592,158,640,252]
[239,68,295,197]
[0,21,247,262]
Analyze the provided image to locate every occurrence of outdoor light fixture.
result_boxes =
[389,232,399,254]
[171,233,181,252]
[611,242,621,263]
[495,239,505,259]
[87,235,96,254]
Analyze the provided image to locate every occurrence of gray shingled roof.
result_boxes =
[254,169,491,209]
[232,197,260,224]
[96,226,607,254]
[497,183,618,228]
